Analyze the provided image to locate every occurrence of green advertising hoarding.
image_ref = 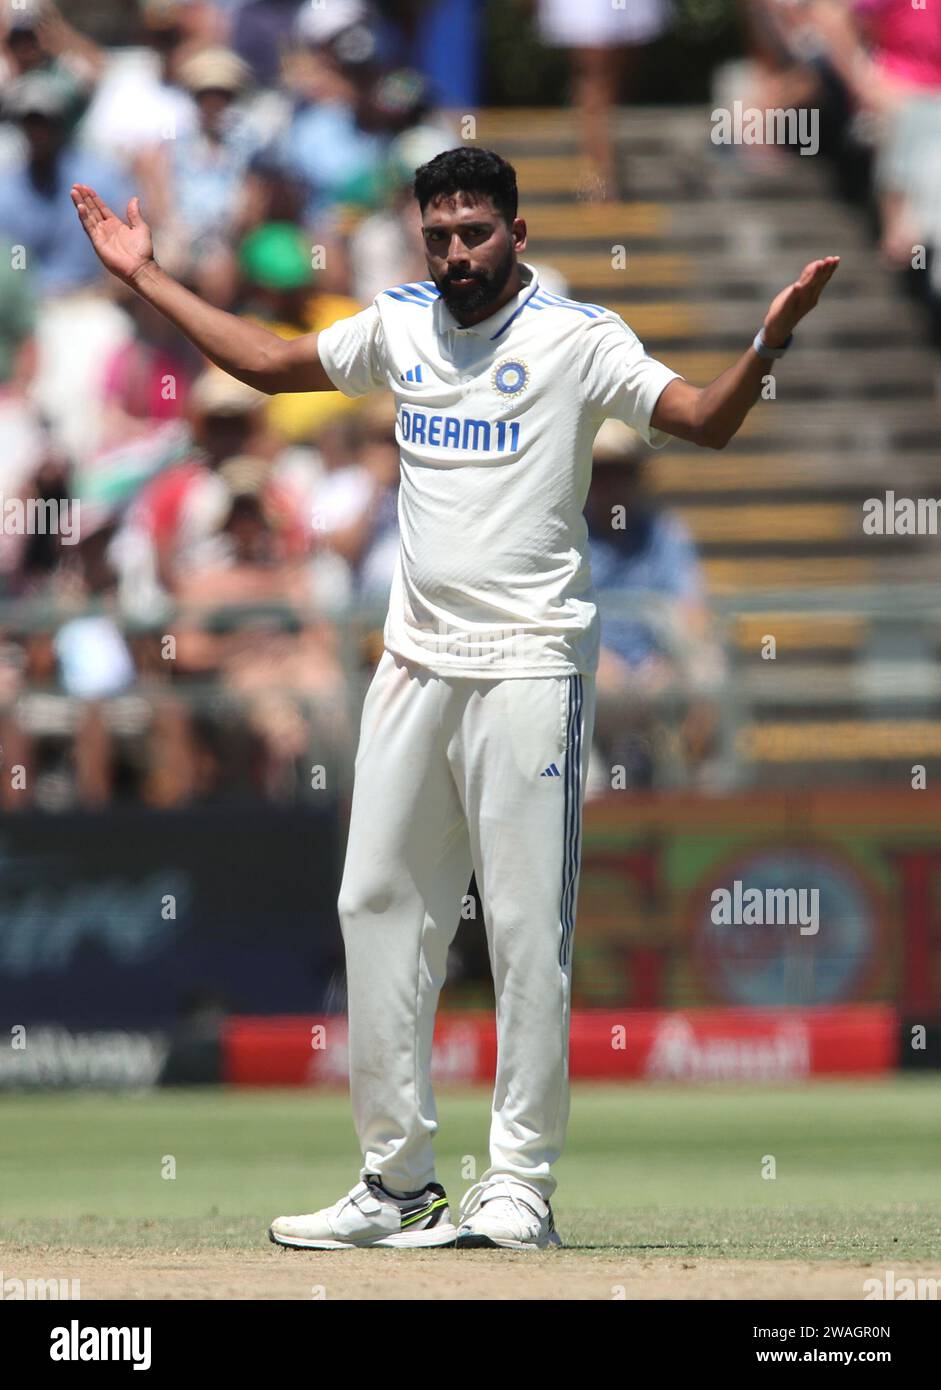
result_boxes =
[576,790,940,1012]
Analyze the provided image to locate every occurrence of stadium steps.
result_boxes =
[602,299,930,346]
[473,106,941,785]
[652,452,941,495]
[686,503,878,547]
[740,721,941,788]
[664,349,937,398]
[703,557,874,593]
[733,611,866,642]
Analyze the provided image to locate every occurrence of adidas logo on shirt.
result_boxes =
[400,364,424,383]
[540,763,561,778]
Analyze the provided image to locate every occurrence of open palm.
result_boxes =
[70,184,154,283]
[765,256,840,343]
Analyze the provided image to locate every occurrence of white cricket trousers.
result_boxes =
[336,648,596,1202]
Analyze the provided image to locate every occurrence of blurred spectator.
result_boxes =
[314,393,400,604]
[98,288,200,447]
[534,0,672,198]
[0,623,77,812]
[237,220,364,442]
[793,2,941,297]
[0,0,103,137]
[2,435,73,597]
[140,45,261,299]
[293,0,383,76]
[716,2,850,192]
[0,262,44,580]
[78,0,202,168]
[805,0,941,117]
[733,2,941,148]
[0,478,139,811]
[231,0,305,87]
[0,71,129,295]
[53,523,135,703]
[174,451,308,604]
[346,111,455,302]
[350,394,400,602]
[112,365,276,617]
[0,72,133,461]
[168,453,350,807]
[239,144,301,213]
[293,412,362,612]
[875,95,941,339]
[585,420,726,793]
[732,1,941,320]
[342,67,456,216]
[0,253,36,391]
[269,2,390,224]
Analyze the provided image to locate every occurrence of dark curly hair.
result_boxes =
[412,147,519,227]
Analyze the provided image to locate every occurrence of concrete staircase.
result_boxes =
[477,107,941,787]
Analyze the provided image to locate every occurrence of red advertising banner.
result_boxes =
[223,1005,896,1087]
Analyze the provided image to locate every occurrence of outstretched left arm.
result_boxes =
[651,256,840,450]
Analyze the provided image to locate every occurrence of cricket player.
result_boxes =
[72,147,837,1251]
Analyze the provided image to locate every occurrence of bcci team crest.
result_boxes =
[491,358,530,397]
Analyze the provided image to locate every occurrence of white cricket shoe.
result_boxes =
[269,1175,458,1250]
[455,1178,563,1250]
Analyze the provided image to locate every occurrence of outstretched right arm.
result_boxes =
[70,183,336,394]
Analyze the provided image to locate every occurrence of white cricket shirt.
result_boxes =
[315,260,683,678]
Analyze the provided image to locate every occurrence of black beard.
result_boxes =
[438,246,516,321]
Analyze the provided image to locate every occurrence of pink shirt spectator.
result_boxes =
[102,342,191,423]
[852,0,941,90]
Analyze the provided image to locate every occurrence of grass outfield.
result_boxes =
[1,1078,940,1262]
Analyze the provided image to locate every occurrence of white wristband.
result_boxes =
[753,329,793,360]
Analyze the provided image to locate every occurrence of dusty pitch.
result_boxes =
[8,1248,935,1300]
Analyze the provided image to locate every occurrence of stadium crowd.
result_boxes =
[736,0,941,342]
[10,0,929,810]
[0,0,733,810]
[0,0,465,810]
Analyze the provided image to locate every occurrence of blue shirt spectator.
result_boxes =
[0,147,129,296]
[0,73,129,296]
[271,100,386,221]
[589,508,703,668]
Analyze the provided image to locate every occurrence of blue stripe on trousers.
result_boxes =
[559,674,583,968]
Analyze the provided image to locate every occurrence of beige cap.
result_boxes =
[177,46,252,94]
[189,368,266,417]
[592,418,646,463]
[217,454,269,498]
